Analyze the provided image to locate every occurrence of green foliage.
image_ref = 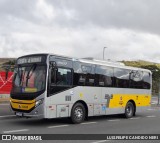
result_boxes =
[0,59,16,72]
[3,60,16,65]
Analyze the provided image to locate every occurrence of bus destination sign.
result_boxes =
[17,56,42,64]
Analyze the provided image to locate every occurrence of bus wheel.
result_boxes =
[124,102,134,118]
[71,103,86,124]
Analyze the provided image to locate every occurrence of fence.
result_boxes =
[0,71,13,94]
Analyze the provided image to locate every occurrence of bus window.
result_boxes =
[51,68,56,84]
[97,75,105,86]
[56,68,72,86]
[95,66,114,87]
[86,74,95,86]
[143,72,151,89]
[73,63,94,86]
[49,67,72,95]
[78,74,86,86]
[13,65,46,93]
[114,68,130,88]
[129,71,143,89]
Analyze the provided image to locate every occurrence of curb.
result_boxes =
[0,94,10,103]
[0,98,10,103]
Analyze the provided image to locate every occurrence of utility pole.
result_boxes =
[158,77,160,105]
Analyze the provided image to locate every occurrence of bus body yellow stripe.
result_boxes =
[109,94,151,108]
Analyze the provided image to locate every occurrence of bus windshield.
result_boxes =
[12,64,46,94]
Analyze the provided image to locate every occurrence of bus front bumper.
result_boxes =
[10,103,45,118]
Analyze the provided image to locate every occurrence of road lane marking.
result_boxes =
[3,129,29,133]
[92,140,110,143]
[0,104,10,106]
[147,109,156,111]
[48,125,69,128]
[152,97,158,99]
[108,119,120,122]
[146,115,156,118]
[130,117,141,120]
[0,115,15,118]
[81,122,97,125]
[151,102,157,105]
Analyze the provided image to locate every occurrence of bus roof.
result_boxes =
[18,53,152,74]
[78,58,152,74]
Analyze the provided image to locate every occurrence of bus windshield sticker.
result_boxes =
[130,71,143,81]
[23,87,38,93]
[102,106,106,111]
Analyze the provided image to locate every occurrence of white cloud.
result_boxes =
[35,0,55,20]
[1,0,160,63]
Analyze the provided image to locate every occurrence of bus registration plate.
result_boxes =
[16,112,23,117]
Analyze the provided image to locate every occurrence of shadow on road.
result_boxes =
[5,114,144,127]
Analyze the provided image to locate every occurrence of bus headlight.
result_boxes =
[35,99,43,108]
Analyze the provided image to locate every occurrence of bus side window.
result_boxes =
[95,66,114,87]
[98,75,105,86]
[66,71,72,85]
[73,73,79,86]
[86,74,95,86]
[129,71,143,89]
[51,68,56,84]
[56,68,72,86]
[78,74,86,86]
[114,68,130,88]
[143,72,151,89]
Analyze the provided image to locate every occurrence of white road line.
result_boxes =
[81,122,97,125]
[0,104,10,106]
[147,109,156,111]
[146,115,156,118]
[0,115,15,118]
[151,102,157,105]
[92,140,110,143]
[130,117,141,120]
[108,119,120,122]
[3,129,29,133]
[48,125,69,129]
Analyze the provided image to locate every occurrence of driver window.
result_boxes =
[56,68,72,86]
[50,68,72,86]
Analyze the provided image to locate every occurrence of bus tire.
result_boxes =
[71,103,86,124]
[124,102,134,118]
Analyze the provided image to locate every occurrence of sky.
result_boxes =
[1,0,160,62]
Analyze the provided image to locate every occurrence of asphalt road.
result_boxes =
[0,97,160,143]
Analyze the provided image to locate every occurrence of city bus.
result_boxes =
[10,54,152,123]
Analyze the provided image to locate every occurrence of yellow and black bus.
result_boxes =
[10,54,152,123]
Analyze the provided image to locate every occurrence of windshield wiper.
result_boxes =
[15,65,23,86]
[26,64,37,86]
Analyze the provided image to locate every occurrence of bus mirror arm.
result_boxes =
[49,61,56,69]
